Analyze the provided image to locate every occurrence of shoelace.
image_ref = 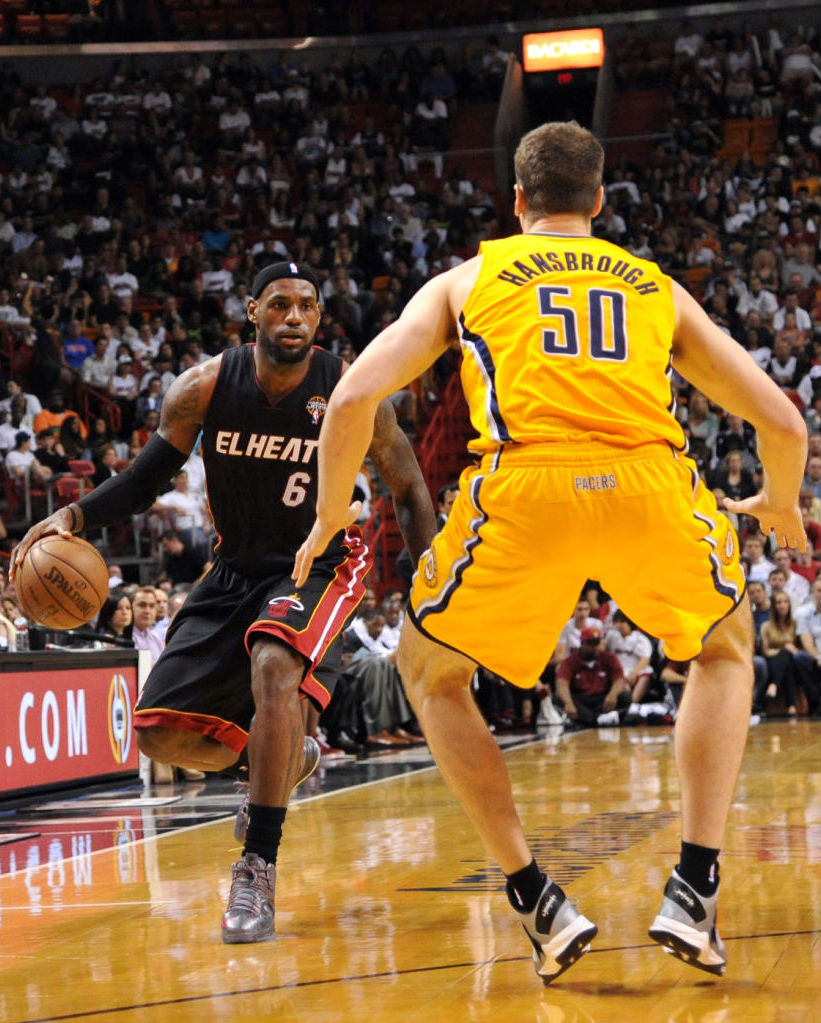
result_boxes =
[227,862,272,914]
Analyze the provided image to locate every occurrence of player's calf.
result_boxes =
[233,735,321,842]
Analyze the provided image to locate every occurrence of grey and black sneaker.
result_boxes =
[221,853,276,944]
[233,735,321,843]
[513,876,598,985]
[648,868,726,976]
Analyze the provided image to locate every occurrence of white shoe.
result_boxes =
[595,710,621,727]
[649,869,726,976]
[513,875,597,984]
[536,695,566,728]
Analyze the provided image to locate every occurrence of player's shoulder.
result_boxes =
[163,351,225,416]
[440,252,484,310]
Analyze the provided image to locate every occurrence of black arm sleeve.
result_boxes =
[76,433,189,530]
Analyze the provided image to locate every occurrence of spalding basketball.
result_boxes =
[16,535,109,629]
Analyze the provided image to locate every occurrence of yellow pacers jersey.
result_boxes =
[460,233,685,453]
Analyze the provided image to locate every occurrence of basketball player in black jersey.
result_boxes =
[13,261,437,944]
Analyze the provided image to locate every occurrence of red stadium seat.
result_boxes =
[53,476,83,508]
[68,460,95,478]
[43,13,71,40]
[16,14,44,41]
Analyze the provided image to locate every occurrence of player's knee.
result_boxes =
[400,667,429,710]
[396,643,414,690]
[137,725,235,769]
[396,644,438,705]
[398,624,474,707]
[137,725,184,763]
[698,601,754,668]
[250,636,305,702]
[400,656,472,710]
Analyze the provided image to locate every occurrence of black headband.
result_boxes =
[251,261,321,301]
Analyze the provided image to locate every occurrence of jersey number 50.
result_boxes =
[538,285,627,362]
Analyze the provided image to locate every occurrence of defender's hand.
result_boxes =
[292,502,361,588]
[722,494,806,551]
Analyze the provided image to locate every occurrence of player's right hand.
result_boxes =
[10,507,77,583]
[293,502,362,588]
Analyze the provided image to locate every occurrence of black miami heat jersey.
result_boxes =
[201,343,345,576]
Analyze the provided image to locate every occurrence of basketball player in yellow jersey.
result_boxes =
[295,122,807,984]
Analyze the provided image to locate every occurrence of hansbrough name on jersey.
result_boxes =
[459,233,686,454]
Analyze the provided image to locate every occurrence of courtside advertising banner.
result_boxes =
[522,28,605,73]
[0,665,140,792]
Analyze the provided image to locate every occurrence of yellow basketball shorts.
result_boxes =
[409,441,745,688]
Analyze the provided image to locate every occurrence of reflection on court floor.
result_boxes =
[0,722,818,1023]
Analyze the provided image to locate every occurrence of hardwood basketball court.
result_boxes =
[1,720,818,1023]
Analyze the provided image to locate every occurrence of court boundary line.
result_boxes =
[11,928,821,1023]
[0,753,450,877]
[2,736,539,877]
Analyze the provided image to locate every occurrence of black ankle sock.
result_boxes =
[244,805,287,865]
[505,859,545,912]
[678,841,720,898]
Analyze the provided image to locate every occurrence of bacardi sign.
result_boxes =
[523,28,605,73]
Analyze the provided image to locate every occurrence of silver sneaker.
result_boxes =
[648,868,726,976]
[513,876,598,984]
[221,853,276,944]
[233,735,321,843]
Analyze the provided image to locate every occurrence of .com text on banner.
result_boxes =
[1,665,140,793]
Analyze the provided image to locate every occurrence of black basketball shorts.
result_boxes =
[134,529,371,754]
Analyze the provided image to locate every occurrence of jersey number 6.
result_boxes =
[538,285,628,362]
[282,471,311,507]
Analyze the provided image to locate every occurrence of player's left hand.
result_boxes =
[721,493,806,551]
[293,502,362,588]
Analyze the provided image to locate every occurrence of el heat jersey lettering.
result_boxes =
[201,344,344,577]
[214,431,318,462]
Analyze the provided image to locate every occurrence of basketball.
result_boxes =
[15,535,109,630]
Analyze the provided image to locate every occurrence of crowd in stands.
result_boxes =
[593,13,821,721]
[1,11,820,754]
[0,0,739,47]
[0,39,509,440]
